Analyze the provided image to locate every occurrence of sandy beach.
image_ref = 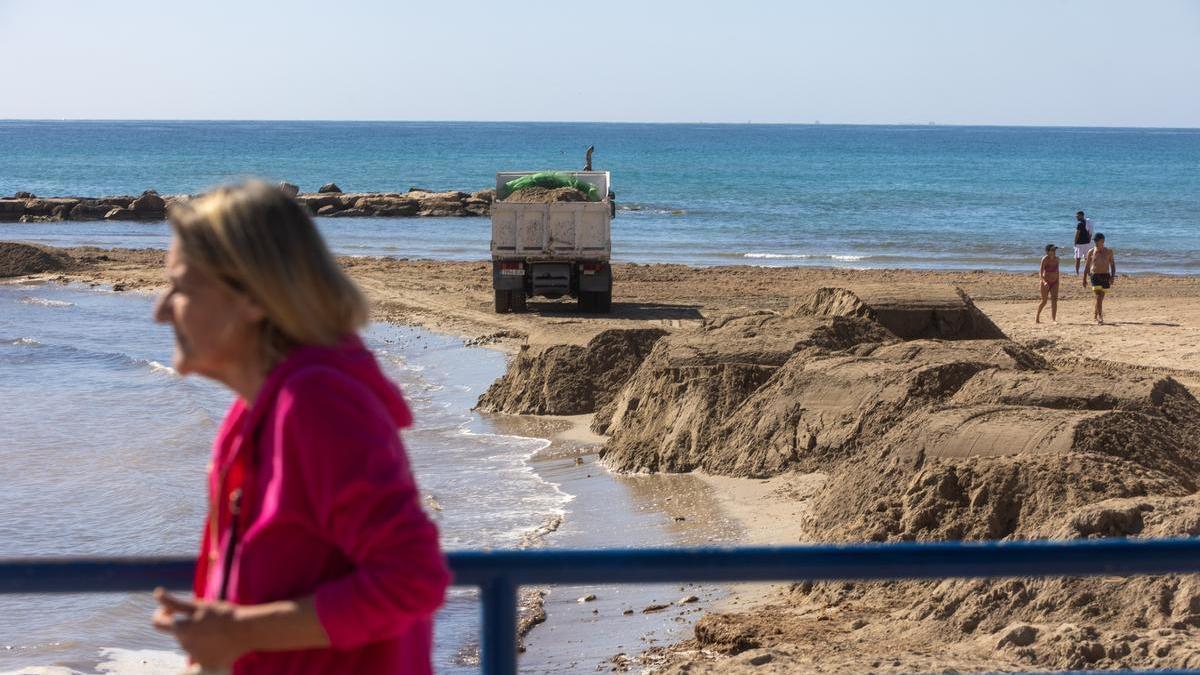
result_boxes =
[7,241,1200,672]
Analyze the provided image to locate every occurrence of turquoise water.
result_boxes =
[2,121,1198,273]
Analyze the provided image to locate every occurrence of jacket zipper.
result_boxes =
[218,487,243,601]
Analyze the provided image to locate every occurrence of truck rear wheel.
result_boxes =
[494,289,511,313]
[578,291,611,314]
[594,290,612,313]
[510,290,527,313]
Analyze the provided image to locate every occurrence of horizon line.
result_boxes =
[2,118,1199,131]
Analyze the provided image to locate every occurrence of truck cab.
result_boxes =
[490,171,613,313]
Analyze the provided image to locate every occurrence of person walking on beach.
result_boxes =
[149,182,449,674]
[1083,232,1117,324]
[1073,210,1094,275]
[1036,243,1060,323]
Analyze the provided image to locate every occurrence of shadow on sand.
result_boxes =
[515,301,705,322]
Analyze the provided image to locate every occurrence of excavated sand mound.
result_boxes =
[599,335,1046,476]
[594,313,896,473]
[805,285,1006,340]
[475,328,665,415]
[479,284,1200,671]
[680,366,1200,670]
[0,242,69,278]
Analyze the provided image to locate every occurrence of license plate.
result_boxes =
[501,269,525,276]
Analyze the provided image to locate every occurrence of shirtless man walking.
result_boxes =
[1083,232,1116,324]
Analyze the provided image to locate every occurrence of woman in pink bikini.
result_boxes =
[1036,243,1060,323]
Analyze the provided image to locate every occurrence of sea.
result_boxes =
[1,121,1198,672]
[1,120,1199,273]
[0,281,736,674]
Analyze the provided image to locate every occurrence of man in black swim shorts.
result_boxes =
[1083,232,1116,324]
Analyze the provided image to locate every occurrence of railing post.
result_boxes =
[479,576,518,675]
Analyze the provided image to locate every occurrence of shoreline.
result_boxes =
[478,414,741,672]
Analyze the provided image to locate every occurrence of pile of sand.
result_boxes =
[593,286,1019,476]
[475,328,665,415]
[480,283,1200,670]
[592,311,898,473]
[501,186,590,203]
[570,286,1200,671]
[0,242,70,278]
[805,285,1006,340]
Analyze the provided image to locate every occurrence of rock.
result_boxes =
[278,182,300,197]
[996,623,1039,648]
[377,202,421,217]
[297,194,342,211]
[112,282,128,292]
[103,207,136,220]
[464,199,491,216]
[318,183,342,193]
[130,191,166,213]
[69,202,115,220]
[0,199,24,220]
[622,609,634,615]
[326,208,368,218]
[677,595,700,605]
[578,594,597,603]
[19,199,58,215]
[642,603,670,613]
[416,204,468,217]
[13,191,36,199]
[851,619,868,629]
[98,196,133,209]
[353,196,421,217]
[316,205,339,216]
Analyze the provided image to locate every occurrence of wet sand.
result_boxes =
[485,415,742,672]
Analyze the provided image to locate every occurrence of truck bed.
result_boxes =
[490,171,612,261]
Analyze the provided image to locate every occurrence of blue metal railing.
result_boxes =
[6,539,1200,674]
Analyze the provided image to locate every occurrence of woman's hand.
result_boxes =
[152,588,250,670]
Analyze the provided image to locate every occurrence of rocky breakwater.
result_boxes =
[0,185,495,222]
[480,283,1200,671]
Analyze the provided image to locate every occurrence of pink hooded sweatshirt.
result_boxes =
[194,335,450,674]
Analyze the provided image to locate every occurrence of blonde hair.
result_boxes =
[168,181,368,367]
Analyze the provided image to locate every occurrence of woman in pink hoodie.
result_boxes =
[150,181,449,673]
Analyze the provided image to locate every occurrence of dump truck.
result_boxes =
[490,171,613,313]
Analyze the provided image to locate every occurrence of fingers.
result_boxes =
[152,605,181,634]
[155,587,199,614]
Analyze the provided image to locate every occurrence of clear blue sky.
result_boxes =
[2,0,1198,126]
